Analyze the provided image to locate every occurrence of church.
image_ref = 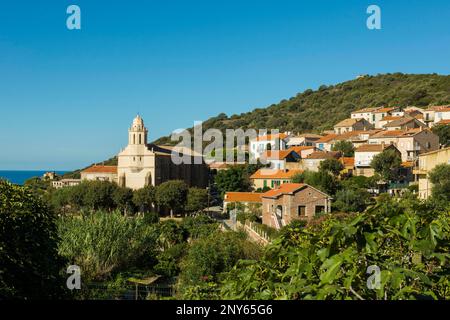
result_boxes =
[116,115,209,190]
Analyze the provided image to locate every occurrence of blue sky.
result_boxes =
[1,0,450,170]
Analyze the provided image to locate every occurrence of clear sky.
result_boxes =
[1,0,450,170]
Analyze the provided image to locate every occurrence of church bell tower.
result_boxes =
[128,115,148,146]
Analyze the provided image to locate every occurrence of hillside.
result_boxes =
[153,73,450,145]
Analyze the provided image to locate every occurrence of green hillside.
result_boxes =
[153,73,450,145]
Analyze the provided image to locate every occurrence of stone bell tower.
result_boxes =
[128,114,148,146]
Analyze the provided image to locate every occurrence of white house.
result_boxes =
[249,133,289,160]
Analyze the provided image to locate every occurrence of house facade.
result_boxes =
[333,118,373,134]
[354,144,400,177]
[261,183,332,229]
[81,165,118,182]
[249,133,289,160]
[250,168,302,190]
[300,151,341,172]
[414,147,450,199]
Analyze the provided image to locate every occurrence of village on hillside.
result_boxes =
[41,104,450,242]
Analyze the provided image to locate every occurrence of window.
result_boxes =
[315,205,325,214]
[263,180,267,188]
[298,206,306,217]
[133,134,135,144]
[139,134,142,144]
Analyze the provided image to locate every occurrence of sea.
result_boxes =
[0,171,68,185]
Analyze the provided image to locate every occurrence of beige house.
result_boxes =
[260,149,301,170]
[250,168,302,190]
[261,183,332,229]
[249,133,289,161]
[334,118,373,134]
[51,179,81,189]
[368,128,439,162]
[383,116,426,131]
[354,144,400,177]
[81,165,118,182]
[414,147,450,199]
[117,115,208,190]
[286,134,323,147]
[300,151,341,172]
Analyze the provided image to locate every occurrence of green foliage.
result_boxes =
[371,149,402,182]
[0,180,65,299]
[186,188,209,213]
[319,159,345,176]
[112,186,135,214]
[428,164,450,201]
[334,188,372,213]
[179,230,262,298]
[156,220,188,251]
[214,165,252,198]
[154,243,187,277]
[133,185,156,213]
[332,140,355,157]
[155,180,189,216]
[57,211,158,281]
[431,124,450,147]
[153,73,450,145]
[292,170,340,196]
[220,197,450,300]
[181,215,218,240]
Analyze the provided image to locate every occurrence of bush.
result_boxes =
[0,180,66,299]
[57,211,158,281]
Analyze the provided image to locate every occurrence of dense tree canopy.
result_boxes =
[0,180,65,299]
[371,149,402,182]
[429,164,450,201]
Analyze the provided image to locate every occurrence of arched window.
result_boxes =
[133,134,136,144]
[139,134,142,144]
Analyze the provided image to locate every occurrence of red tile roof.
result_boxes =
[82,165,117,174]
[316,134,338,143]
[255,133,288,141]
[262,183,306,198]
[261,150,297,160]
[224,192,262,203]
[355,144,391,152]
[437,119,450,125]
[340,157,355,167]
[250,169,302,180]
[306,151,341,159]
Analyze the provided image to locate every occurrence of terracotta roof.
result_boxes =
[427,105,450,111]
[291,133,323,139]
[355,144,391,152]
[352,107,379,114]
[287,146,315,154]
[340,157,355,167]
[371,130,406,138]
[383,117,416,127]
[306,151,341,159]
[250,169,303,180]
[373,107,396,113]
[208,162,229,169]
[381,116,401,121]
[255,133,288,141]
[316,134,338,143]
[82,165,117,174]
[401,161,414,168]
[334,118,362,127]
[261,150,298,160]
[224,192,262,203]
[437,119,450,125]
[262,183,306,198]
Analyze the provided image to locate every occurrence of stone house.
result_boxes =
[261,183,332,229]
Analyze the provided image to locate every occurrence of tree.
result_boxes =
[292,170,341,196]
[155,180,188,217]
[186,188,209,213]
[0,180,65,299]
[431,124,450,147]
[112,186,135,214]
[371,149,402,181]
[332,140,355,157]
[334,188,372,212]
[428,164,450,201]
[214,166,251,198]
[133,185,156,213]
[319,159,345,176]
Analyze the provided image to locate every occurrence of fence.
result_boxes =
[79,282,176,300]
